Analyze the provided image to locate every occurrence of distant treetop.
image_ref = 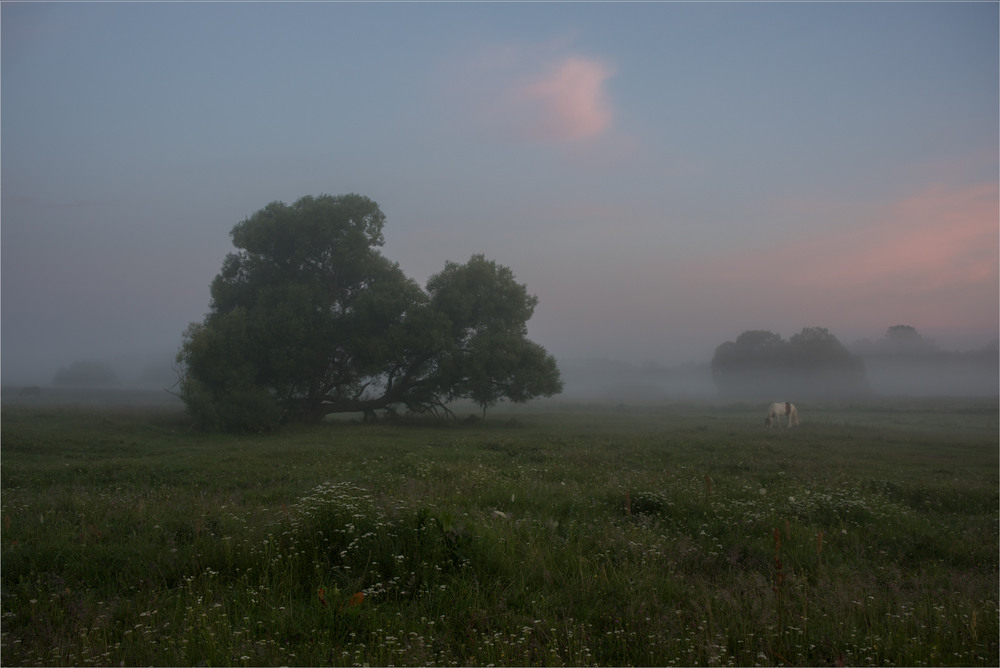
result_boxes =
[711,327,867,399]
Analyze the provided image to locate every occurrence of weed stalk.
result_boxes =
[772,527,785,635]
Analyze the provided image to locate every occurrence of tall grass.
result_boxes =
[2,401,997,665]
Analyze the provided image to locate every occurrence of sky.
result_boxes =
[2,1,998,385]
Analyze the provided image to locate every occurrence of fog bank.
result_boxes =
[555,347,997,402]
[3,344,996,407]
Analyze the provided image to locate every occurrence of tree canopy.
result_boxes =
[177,194,562,430]
[428,255,563,419]
[711,327,867,398]
[850,325,942,357]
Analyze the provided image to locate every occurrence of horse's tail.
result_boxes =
[789,404,798,426]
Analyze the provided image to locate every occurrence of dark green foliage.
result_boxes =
[712,327,868,398]
[428,255,563,419]
[178,195,561,430]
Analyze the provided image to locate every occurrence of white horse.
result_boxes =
[765,401,798,428]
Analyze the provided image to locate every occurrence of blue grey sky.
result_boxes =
[2,2,997,383]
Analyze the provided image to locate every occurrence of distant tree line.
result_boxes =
[711,327,867,398]
[850,326,999,396]
[850,324,999,360]
[712,324,998,399]
[177,194,563,431]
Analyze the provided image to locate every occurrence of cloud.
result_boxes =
[873,183,998,289]
[445,43,616,145]
[782,182,996,292]
[513,57,615,143]
[683,181,999,334]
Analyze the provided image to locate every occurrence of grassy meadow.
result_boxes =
[1,398,997,666]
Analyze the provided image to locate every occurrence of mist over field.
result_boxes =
[555,337,999,401]
[2,331,996,406]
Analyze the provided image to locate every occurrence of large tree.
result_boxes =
[177,195,561,430]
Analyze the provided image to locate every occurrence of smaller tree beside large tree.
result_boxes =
[428,255,563,419]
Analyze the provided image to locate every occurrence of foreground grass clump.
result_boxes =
[1,401,997,666]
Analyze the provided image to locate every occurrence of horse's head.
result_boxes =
[764,416,772,427]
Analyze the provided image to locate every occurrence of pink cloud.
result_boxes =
[685,182,999,335]
[722,183,995,297]
[445,46,615,145]
[513,57,615,143]
[800,183,995,291]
